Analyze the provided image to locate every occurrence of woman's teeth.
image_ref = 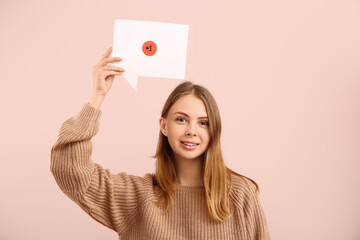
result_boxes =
[181,141,199,150]
[184,143,195,146]
[182,142,197,146]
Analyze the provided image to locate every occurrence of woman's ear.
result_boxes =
[159,117,168,137]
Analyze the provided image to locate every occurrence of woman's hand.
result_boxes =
[91,46,125,97]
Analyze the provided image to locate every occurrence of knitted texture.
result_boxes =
[50,102,271,240]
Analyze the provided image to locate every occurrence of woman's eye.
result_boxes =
[176,117,186,123]
[200,121,209,126]
[176,118,208,126]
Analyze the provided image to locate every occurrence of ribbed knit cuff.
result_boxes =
[78,102,103,122]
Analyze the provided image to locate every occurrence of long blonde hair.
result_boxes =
[151,80,259,222]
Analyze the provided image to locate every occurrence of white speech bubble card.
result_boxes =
[109,19,189,90]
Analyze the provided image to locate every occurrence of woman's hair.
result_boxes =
[151,80,259,222]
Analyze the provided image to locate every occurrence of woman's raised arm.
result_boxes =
[50,47,152,234]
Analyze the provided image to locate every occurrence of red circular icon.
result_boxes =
[142,41,157,56]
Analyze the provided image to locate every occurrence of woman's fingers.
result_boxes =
[94,46,123,67]
[102,66,125,71]
[100,46,112,61]
[103,70,124,76]
[98,56,123,67]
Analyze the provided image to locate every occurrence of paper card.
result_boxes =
[109,19,189,90]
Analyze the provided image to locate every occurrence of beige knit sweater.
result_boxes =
[50,102,271,240]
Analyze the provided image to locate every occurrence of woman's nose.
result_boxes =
[186,123,197,136]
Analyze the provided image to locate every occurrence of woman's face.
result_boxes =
[159,94,210,163]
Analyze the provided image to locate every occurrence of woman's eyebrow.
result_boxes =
[173,111,208,119]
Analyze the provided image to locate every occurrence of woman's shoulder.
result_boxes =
[230,171,258,191]
[111,171,156,193]
[228,172,260,207]
[118,171,154,185]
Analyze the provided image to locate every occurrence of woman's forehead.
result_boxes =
[169,94,208,117]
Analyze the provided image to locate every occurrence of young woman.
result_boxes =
[50,46,271,239]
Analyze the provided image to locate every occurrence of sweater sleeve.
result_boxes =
[252,192,271,239]
[50,102,148,233]
[246,180,271,240]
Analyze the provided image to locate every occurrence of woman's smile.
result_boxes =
[181,141,199,150]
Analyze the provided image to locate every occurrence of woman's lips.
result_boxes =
[181,141,199,150]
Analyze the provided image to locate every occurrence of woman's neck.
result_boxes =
[174,156,204,187]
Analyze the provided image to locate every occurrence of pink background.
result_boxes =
[1,0,359,239]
